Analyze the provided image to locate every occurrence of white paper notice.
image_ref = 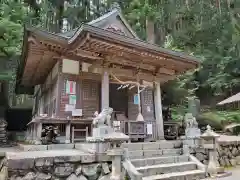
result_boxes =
[65,104,75,112]
[147,123,153,135]
[147,106,151,112]
[113,121,120,127]
[72,109,83,117]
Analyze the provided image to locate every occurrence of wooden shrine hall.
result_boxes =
[16,8,199,144]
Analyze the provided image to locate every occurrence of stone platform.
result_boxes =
[5,149,112,179]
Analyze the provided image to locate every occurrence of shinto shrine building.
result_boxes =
[16,8,199,144]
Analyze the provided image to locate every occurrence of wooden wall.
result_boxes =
[33,61,59,117]
[141,88,155,121]
[57,73,100,118]
[128,88,155,121]
[32,58,156,122]
[128,88,139,120]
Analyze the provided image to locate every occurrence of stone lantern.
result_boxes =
[86,108,129,180]
[104,131,129,180]
[201,125,220,178]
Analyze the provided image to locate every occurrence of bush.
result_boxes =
[197,113,224,131]
[171,107,240,131]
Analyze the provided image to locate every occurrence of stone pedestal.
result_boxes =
[35,123,42,145]
[0,119,7,145]
[185,128,201,138]
[92,125,113,137]
[184,113,201,154]
[107,148,124,180]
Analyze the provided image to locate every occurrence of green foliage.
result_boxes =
[202,110,240,123]
[1,0,240,109]
[0,0,27,57]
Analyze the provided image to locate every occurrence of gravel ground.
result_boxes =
[220,168,240,180]
[204,167,240,180]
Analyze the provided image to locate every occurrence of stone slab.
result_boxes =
[136,162,197,177]
[47,144,74,150]
[143,150,163,158]
[75,143,110,154]
[131,156,188,167]
[19,144,47,151]
[159,142,175,149]
[142,142,160,150]
[128,150,144,159]
[121,143,143,151]
[162,148,182,156]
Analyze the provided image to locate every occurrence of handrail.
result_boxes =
[189,155,206,172]
[122,160,143,180]
[122,148,143,180]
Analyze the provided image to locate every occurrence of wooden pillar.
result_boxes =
[154,82,164,140]
[65,122,71,144]
[35,122,42,144]
[101,70,109,110]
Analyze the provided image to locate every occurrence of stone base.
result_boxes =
[6,150,112,180]
[185,128,201,138]
[92,126,113,137]
[75,142,110,154]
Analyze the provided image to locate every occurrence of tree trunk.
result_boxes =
[146,18,155,44]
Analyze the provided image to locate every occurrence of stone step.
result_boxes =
[136,162,197,177]
[131,155,189,167]
[142,169,206,180]
[122,140,182,151]
[129,148,182,159]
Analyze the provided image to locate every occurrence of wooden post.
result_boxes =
[154,82,165,140]
[128,121,131,143]
[71,126,75,143]
[86,126,89,137]
[101,70,109,110]
[65,122,71,144]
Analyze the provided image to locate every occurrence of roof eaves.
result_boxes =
[117,12,140,40]
[87,9,118,26]
[81,24,199,65]
[26,26,68,44]
[16,26,32,94]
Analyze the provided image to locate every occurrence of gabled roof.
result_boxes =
[217,92,240,105]
[60,9,139,39]
[16,8,200,94]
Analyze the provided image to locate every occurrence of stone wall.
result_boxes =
[216,136,240,167]
[192,136,240,167]
[3,150,112,180]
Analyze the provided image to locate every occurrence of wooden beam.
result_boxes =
[88,38,196,70]
[74,49,103,60]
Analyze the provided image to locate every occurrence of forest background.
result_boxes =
[1,0,240,129]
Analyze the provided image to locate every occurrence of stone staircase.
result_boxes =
[122,141,206,180]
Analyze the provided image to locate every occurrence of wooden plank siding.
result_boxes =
[141,88,155,121]
[56,72,100,118]
[128,88,139,120]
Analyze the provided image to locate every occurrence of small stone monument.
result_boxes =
[183,113,201,153]
[87,107,129,180]
[188,98,200,118]
[185,113,201,138]
[91,108,114,138]
[0,118,7,145]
